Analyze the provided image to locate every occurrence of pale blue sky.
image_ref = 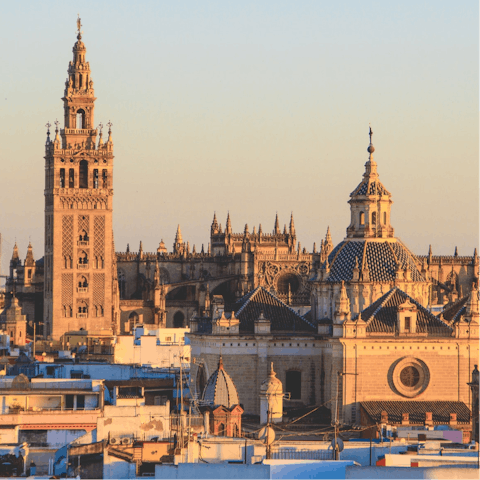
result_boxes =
[0,0,478,272]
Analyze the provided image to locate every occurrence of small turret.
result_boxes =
[211,212,219,235]
[225,212,232,235]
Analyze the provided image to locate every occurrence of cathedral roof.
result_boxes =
[232,287,315,333]
[202,356,240,408]
[440,294,471,324]
[361,401,471,425]
[322,238,425,283]
[355,287,452,335]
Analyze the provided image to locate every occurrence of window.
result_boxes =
[93,169,99,188]
[217,423,226,437]
[383,212,387,224]
[78,303,88,314]
[69,168,75,188]
[102,169,108,188]
[79,229,89,242]
[78,251,88,265]
[359,212,365,225]
[174,311,185,328]
[372,212,377,225]
[78,276,88,288]
[404,316,411,333]
[79,160,88,188]
[286,371,302,400]
[60,168,65,188]
[400,366,420,388]
[28,270,32,279]
[76,109,85,129]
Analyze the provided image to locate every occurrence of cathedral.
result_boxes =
[2,23,479,431]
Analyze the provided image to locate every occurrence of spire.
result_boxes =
[252,225,257,235]
[218,354,224,370]
[126,243,130,253]
[211,212,219,235]
[62,17,97,150]
[25,241,35,267]
[225,212,232,234]
[454,246,458,257]
[274,213,280,235]
[289,212,296,236]
[139,241,143,253]
[107,121,113,144]
[175,225,183,244]
[244,223,249,235]
[45,122,51,146]
[313,242,317,254]
[283,224,287,235]
[11,242,19,262]
[258,223,263,236]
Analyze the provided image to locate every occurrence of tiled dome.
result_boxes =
[324,238,425,283]
[202,356,240,408]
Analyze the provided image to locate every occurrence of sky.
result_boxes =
[0,0,478,274]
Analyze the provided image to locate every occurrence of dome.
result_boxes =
[260,363,283,396]
[323,238,426,284]
[202,356,239,408]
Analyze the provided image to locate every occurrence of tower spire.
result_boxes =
[289,212,295,236]
[225,212,232,234]
[274,213,280,235]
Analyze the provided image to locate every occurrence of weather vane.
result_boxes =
[107,121,113,132]
[45,122,51,135]
[54,119,59,132]
[77,14,82,34]
[369,124,373,143]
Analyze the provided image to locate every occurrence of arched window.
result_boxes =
[79,230,89,242]
[93,169,99,188]
[383,212,387,225]
[217,423,226,437]
[69,168,75,188]
[372,212,377,226]
[78,276,88,288]
[79,160,88,188]
[60,168,65,188]
[79,251,88,265]
[76,109,85,129]
[359,212,365,225]
[233,424,239,438]
[78,303,88,314]
[129,311,139,332]
[286,371,302,400]
[102,169,108,188]
[118,271,126,299]
[174,311,185,328]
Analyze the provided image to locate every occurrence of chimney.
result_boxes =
[401,413,409,426]
[449,413,457,427]
[425,412,433,427]
[381,411,388,424]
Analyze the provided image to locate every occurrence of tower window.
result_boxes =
[102,169,108,188]
[383,212,387,225]
[404,316,411,333]
[286,371,302,400]
[79,160,88,188]
[79,230,89,242]
[359,212,365,225]
[372,212,377,226]
[93,169,99,188]
[76,109,85,129]
[69,168,75,188]
[78,251,88,265]
[78,276,88,288]
[60,169,65,188]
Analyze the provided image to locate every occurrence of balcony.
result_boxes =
[77,241,89,247]
[77,313,88,318]
[77,264,89,269]
[77,287,88,294]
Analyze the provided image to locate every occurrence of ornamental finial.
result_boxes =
[77,14,82,35]
[367,124,375,159]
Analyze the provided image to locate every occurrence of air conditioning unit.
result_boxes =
[121,437,133,445]
[109,437,121,445]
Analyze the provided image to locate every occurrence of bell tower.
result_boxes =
[44,18,117,340]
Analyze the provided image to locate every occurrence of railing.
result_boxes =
[170,415,204,429]
[4,406,100,414]
[77,287,88,293]
[271,449,332,460]
[77,264,89,269]
[77,241,89,246]
[77,313,88,318]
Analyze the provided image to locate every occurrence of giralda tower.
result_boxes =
[44,19,118,340]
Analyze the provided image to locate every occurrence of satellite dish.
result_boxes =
[258,426,275,445]
[331,437,344,452]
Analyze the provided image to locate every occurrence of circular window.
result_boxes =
[391,357,429,398]
[276,273,300,294]
[400,366,420,387]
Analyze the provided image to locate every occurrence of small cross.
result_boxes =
[45,122,51,134]
[54,119,59,132]
[107,121,113,132]
[97,122,103,133]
